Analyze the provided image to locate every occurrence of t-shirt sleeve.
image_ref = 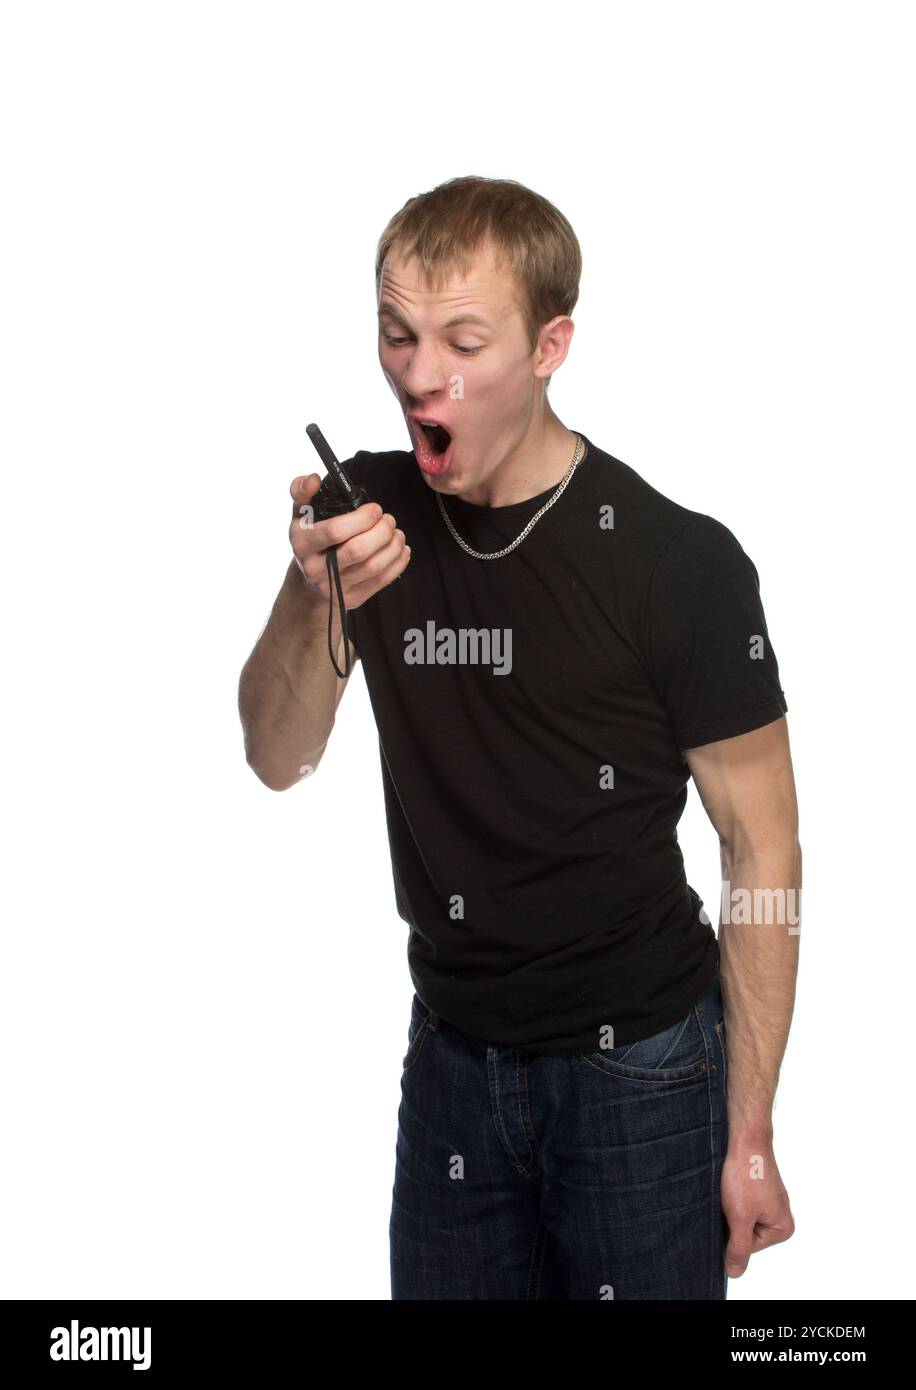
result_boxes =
[645,514,788,749]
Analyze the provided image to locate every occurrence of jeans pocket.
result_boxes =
[582,1004,709,1083]
[715,1014,727,1088]
[402,993,435,1070]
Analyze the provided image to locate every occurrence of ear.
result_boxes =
[533,315,575,381]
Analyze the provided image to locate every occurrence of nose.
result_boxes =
[400,340,449,400]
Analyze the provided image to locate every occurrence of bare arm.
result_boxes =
[685,714,801,1276]
[238,471,410,791]
[238,558,355,791]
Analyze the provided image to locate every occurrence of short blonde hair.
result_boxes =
[375,175,582,355]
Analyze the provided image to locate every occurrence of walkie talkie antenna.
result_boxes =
[305,422,363,509]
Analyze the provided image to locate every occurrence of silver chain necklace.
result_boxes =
[435,435,585,560]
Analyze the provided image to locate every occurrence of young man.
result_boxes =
[238,176,800,1301]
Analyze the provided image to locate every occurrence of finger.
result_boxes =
[294,514,394,589]
[344,538,412,608]
[337,524,405,588]
[750,1214,796,1253]
[335,513,398,569]
[319,500,385,548]
[294,497,384,548]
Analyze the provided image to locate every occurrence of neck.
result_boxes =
[454,414,584,509]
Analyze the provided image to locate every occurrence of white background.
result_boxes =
[2,0,912,1301]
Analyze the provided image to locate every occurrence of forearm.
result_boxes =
[238,559,348,789]
[717,836,801,1147]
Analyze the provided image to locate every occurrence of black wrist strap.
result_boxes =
[311,474,370,680]
[325,543,353,679]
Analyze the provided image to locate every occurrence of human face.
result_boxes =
[377,242,552,493]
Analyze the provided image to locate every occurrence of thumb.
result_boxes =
[724,1232,752,1278]
[290,472,322,505]
[290,474,324,527]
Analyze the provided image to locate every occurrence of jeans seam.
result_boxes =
[402,1018,431,1070]
[653,1011,693,1069]
[526,1219,549,1299]
[487,1048,539,1183]
[696,993,721,1300]
[518,1054,539,1170]
[579,1055,707,1084]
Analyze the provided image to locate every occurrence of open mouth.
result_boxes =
[412,419,454,475]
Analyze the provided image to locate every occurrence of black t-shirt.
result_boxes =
[342,432,788,1055]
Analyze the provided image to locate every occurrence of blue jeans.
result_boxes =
[390,972,729,1299]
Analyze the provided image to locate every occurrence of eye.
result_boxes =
[381,333,483,356]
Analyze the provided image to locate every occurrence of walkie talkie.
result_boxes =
[306,422,371,521]
[304,423,372,679]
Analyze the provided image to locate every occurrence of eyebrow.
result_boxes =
[377,302,492,331]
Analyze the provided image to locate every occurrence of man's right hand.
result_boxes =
[289,473,411,609]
